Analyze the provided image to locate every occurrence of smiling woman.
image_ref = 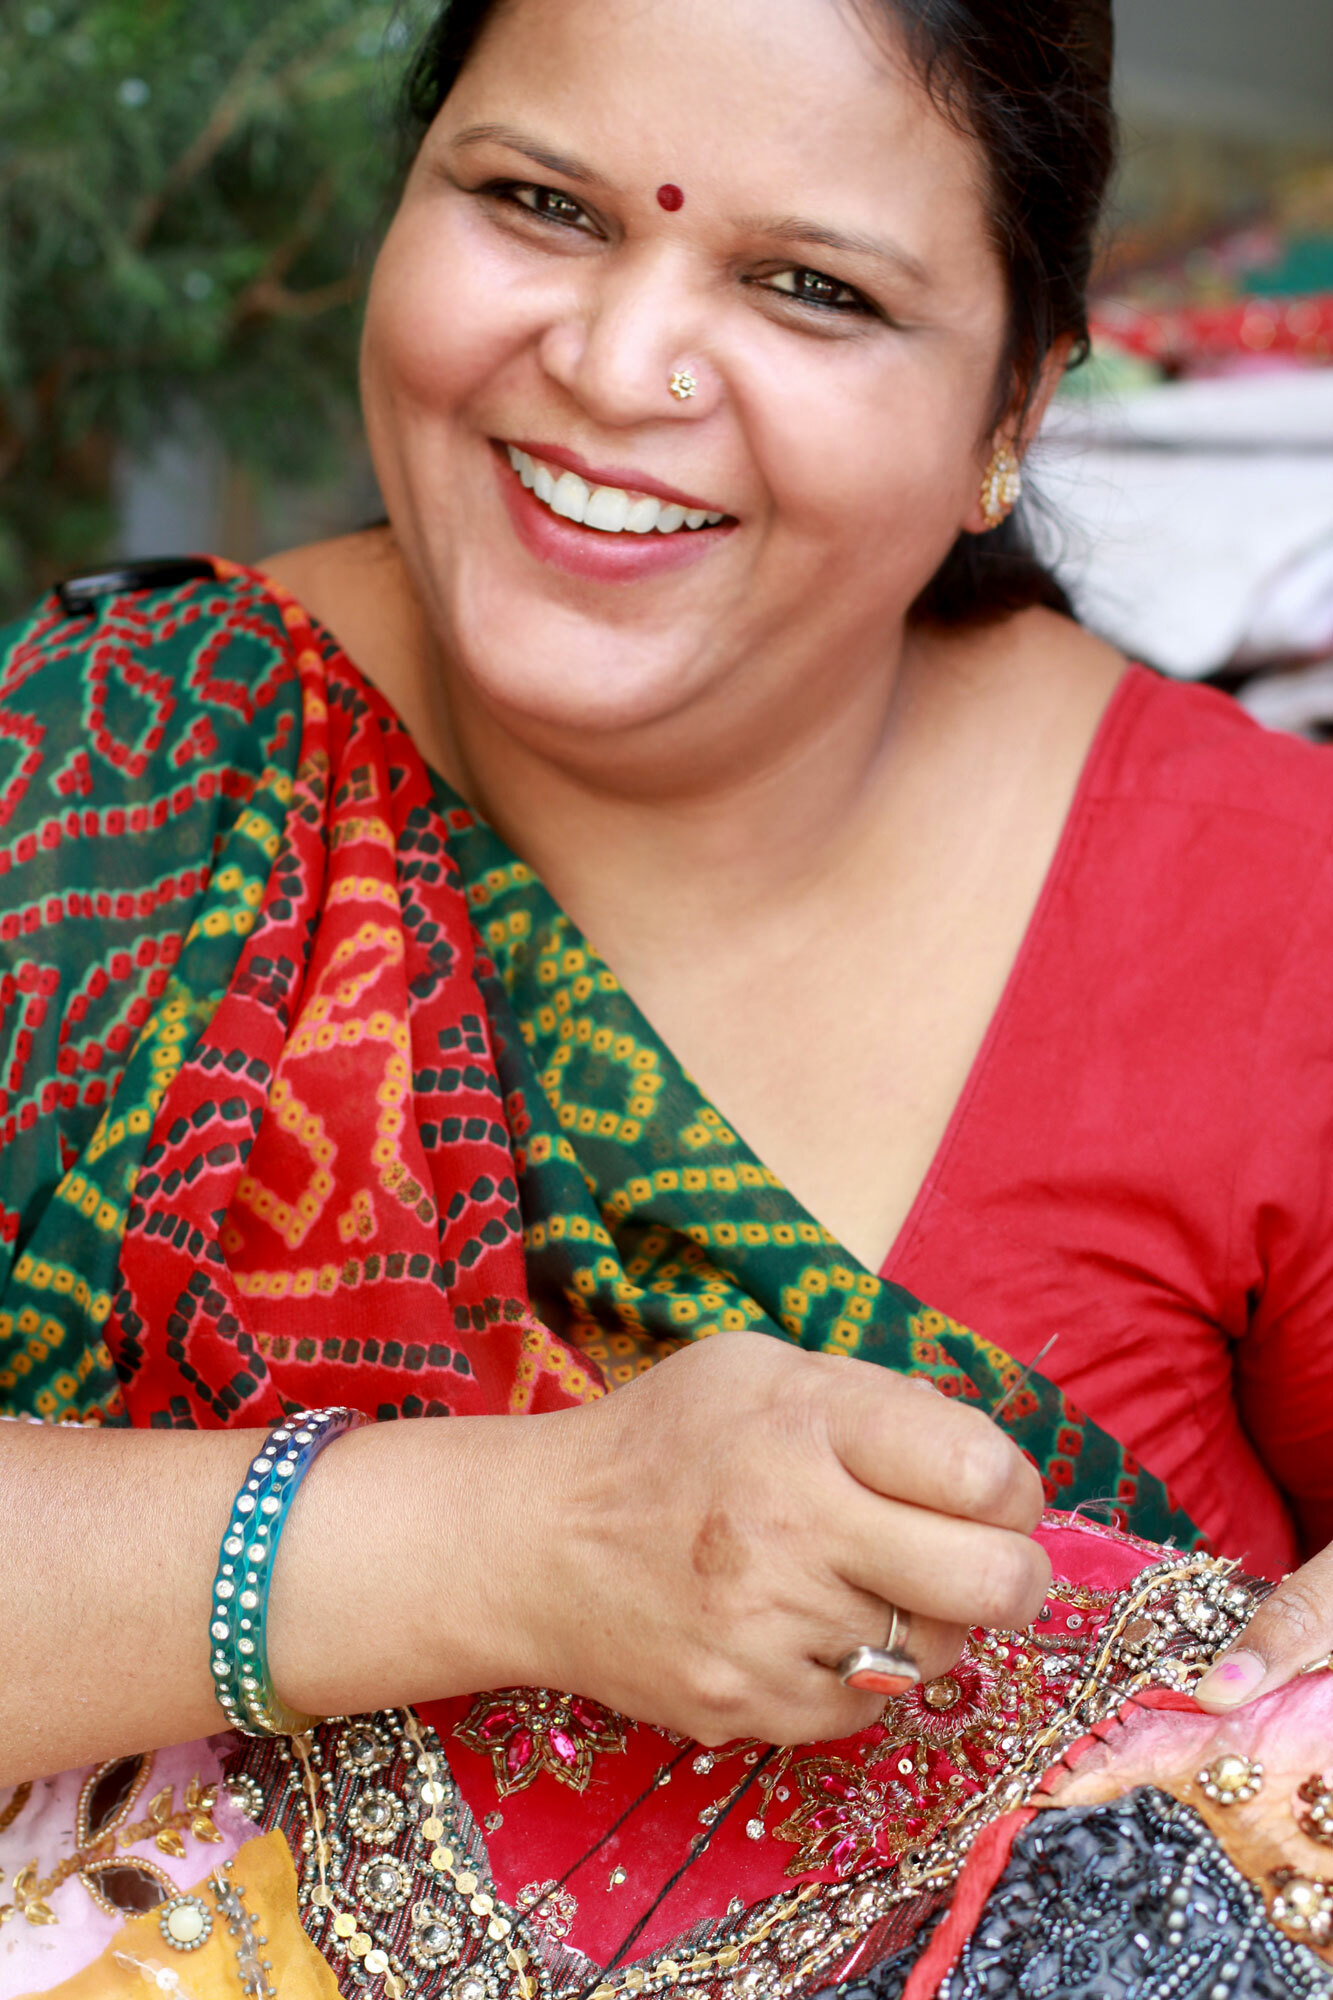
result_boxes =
[4,3,1333,1998]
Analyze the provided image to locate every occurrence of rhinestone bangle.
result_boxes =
[209,1406,366,1738]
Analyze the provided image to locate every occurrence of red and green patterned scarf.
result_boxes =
[0,559,1198,1546]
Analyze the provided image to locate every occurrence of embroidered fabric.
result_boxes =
[837,1789,1333,2000]
[213,1544,1272,1998]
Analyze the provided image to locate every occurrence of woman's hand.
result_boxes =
[491,1331,1050,1747]
[1195,1541,1333,1712]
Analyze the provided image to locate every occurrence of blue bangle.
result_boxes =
[209,1406,366,1738]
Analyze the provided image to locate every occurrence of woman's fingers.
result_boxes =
[1195,1540,1333,1711]
[759,1623,971,1747]
[833,1486,1053,1632]
[825,1364,1044,1534]
[704,1592,972,1748]
[809,1577,972,1689]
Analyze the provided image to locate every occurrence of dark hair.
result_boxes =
[398,0,1116,626]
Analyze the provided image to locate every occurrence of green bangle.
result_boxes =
[209,1406,366,1738]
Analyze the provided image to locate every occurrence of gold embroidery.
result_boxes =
[220,1551,1268,2000]
[772,1757,889,1877]
[0,1759,223,1930]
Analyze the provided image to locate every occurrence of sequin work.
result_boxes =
[210,1545,1286,2000]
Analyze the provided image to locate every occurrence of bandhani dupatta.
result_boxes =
[6,564,1333,2000]
[0,558,1199,1556]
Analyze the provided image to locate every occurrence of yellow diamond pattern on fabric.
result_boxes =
[446,798,1204,1548]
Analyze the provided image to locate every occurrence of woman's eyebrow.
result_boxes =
[741,215,931,288]
[450,123,599,185]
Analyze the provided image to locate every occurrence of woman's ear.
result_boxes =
[961,333,1078,537]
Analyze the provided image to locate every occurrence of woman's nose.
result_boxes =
[537,252,716,427]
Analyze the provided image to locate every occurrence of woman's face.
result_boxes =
[362,0,1013,766]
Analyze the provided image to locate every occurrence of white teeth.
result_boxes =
[505,443,723,537]
[551,470,589,524]
[585,485,630,533]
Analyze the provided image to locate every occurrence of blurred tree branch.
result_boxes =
[0,0,429,617]
[128,12,371,248]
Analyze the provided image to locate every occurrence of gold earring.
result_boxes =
[980,443,1023,529]
[669,369,697,402]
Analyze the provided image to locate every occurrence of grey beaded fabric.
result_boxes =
[833,1789,1333,2000]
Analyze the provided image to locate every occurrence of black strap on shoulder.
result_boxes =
[56,557,218,619]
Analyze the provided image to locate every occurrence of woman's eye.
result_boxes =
[508,184,594,231]
[764,267,870,314]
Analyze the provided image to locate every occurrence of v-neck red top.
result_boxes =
[882,665,1333,1581]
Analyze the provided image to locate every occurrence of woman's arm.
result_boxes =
[0,1416,514,1785]
[2,1334,1051,1784]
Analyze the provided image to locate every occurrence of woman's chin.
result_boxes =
[465,652,708,744]
[448,590,722,746]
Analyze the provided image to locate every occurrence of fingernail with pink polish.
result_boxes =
[1195,1649,1267,1708]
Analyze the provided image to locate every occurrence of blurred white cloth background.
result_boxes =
[1033,370,1333,681]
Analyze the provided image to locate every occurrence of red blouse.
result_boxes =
[883,665,1333,1580]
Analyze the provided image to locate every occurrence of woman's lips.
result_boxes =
[505,438,725,516]
[492,442,733,584]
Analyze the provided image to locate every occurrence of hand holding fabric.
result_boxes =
[501,1330,1051,1747]
[1195,1537,1333,1710]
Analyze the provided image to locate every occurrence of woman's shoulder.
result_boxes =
[1070,667,1333,1014]
[1097,664,1333,844]
[0,556,307,864]
[0,555,305,725]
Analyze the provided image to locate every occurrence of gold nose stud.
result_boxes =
[669,370,697,402]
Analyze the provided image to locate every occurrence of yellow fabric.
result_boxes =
[19,1831,340,1999]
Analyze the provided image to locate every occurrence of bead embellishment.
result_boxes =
[1269,1868,1333,1948]
[1198,1754,1265,1806]
[158,1894,213,1950]
[454,1688,628,1797]
[350,1787,406,1846]
[211,1860,277,1998]
[1296,1775,1333,1847]
[338,1722,394,1775]
[409,1904,465,1966]
[0,1760,225,1929]
[939,1788,1333,2000]
[516,1880,577,1943]
[355,1854,413,1913]
[224,1771,265,1823]
[219,1548,1292,2000]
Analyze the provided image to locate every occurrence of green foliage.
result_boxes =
[0,0,432,615]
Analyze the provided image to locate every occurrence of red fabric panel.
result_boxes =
[900,1809,1036,2000]
[886,669,1333,1578]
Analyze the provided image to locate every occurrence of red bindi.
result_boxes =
[656,184,685,212]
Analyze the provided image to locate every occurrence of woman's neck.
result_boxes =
[260,526,928,950]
